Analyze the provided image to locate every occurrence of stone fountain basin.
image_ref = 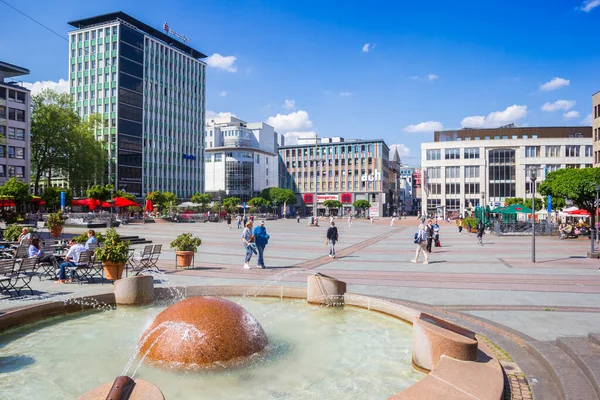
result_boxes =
[0,285,504,400]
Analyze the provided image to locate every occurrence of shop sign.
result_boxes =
[317,195,339,202]
[369,202,380,217]
[361,169,382,182]
[163,22,190,43]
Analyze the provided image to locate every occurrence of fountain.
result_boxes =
[137,297,268,367]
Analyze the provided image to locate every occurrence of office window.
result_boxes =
[545,145,560,158]
[426,149,441,161]
[464,183,480,195]
[427,167,441,179]
[546,164,561,173]
[444,148,460,160]
[565,145,580,157]
[464,166,480,178]
[585,145,593,157]
[445,183,461,194]
[15,147,24,159]
[8,147,15,158]
[427,183,441,195]
[445,166,460,179]
[525,146,540,158]
[464,147,480,159]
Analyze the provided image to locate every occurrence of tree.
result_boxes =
[353,200,371,215]
[30,89,107,196]
[147,191,177,213]
[41,187,73,211]
[163,192,178,212]
[544,196,566,211]
[191,192,213,212]
[86,184,113,202]
[248,197,268,212]
[504,198,525,206]
[260,187,296,213]
[323,200,342,215]
[522,197,543,212]
[222,197,240,214]
[538,168,600,228]
[0,178,32,213]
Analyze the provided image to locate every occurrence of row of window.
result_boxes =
[70,26,118,43]
[0,106,26,122]
[0,146,26,159]
[283,143,379,157]
[285,157,376,169]
[0,127,26,140]
[71,57,117,73]
[428,183,481,195]
[70,40,117,59]
[0,165,25,178]
[426,145,593,161]
[427,166,480,179]
[440,133,586,142]
[0,88,26,103]
[72,87,117,103]
[285,181,379,191]
[288,168,377,178]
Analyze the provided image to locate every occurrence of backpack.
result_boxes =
[413,232,423,244]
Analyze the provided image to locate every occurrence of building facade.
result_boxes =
[205,116,280,202]
[421,126,593,217]
[399,166,418,214]
[68,12,206,198]
[0,61,30,184]
[279,138,391,217]
[593,91,600,166]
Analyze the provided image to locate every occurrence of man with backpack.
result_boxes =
[411,224,429,264]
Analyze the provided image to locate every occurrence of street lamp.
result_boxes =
[530,169,537,263]
[593,185,600,253]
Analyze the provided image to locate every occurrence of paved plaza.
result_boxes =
[2,216,599,343]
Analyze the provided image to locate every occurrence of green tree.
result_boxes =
[260,187,296,213]
[163,192,178,212]
[543,196,566,211]
[504,198,525,206]
[522,197,544,212]
[248,197,268,212]
[538,168,600,228]
[323,200,342,215]
[0,178,32,213]
[222,197,240,214]
[41,187,73,211]
[86,184,113,202]
[353,200,371,215]
[191,192,213,212]
[30,90,107,196]
[146,191,165,212]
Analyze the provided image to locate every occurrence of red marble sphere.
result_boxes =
[138,297,268,367]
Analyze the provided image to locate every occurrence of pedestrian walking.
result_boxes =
[236,215,242,229]
[243,215,248,226]
[326,221,339,259]
[411,224,429,264]
[241,221,257,269]
[390,215,396,227]
[433,221,441,247]
[348,214,352,227]
[252,220,269,268]
[457,217,463,234]
[226,214,232,229]
[330,215,335,225]
[476,221,485,245]
[425,220,434,253]
[296,212,300,223]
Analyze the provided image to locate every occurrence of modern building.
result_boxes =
[399,166,418,214]
[67,12,206,198]
[0,61,30,184]
[205,115,280,202]
[593,91,600,166]
[388,147,403,215]
[421,125,593,217]
[278,138,391,217]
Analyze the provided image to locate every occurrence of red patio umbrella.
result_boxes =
[567,209,590,216]
[113,197,140,208]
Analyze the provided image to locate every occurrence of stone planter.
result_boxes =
[114,275,154,305]
[176,251,194,268]
[50,226,63,238]
[103,261,125,280]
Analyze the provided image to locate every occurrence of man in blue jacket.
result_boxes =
[252,220,270,268]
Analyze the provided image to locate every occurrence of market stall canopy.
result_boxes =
[566,209,590,216]
[497,204,532,214]
[178,202,201,208]
[112,197,140,208]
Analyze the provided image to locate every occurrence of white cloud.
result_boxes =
[340,92,354,97]
[282,131,317,146]
[389,143,411,156]
[582,113,593,125]
[219,91,227,97]
[563,111,580,119]
[409,76,418,80]
[266,110,313,133]
[403,121,444,133]
[427,74,439,81]
[579,0,600,12]
[362,43,373,53]
[461,105,528,128]
[541,99,575,112]
[283,99,296,110]
[206,110,237,120]
[540,77,570,91]
[22,79,69,96]
[206,53,237,72]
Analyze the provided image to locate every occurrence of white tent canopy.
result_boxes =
[178,202,201,208]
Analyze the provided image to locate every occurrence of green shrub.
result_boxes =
[73,231,105,244]
[3,224,32,242]
[94,228,130,264]
[462,217,477,229]
[170,233,202,252]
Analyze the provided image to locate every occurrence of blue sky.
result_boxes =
[1,0,599,165]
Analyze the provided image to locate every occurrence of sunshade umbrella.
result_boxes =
[113,197,140,208]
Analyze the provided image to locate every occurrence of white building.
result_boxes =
[421,125,593,217]
[205,116,280,201]
[68,12,206,198]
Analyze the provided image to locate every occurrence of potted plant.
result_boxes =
[170,232,201,268]
[47,212,65,238]
[95,228,130,280]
